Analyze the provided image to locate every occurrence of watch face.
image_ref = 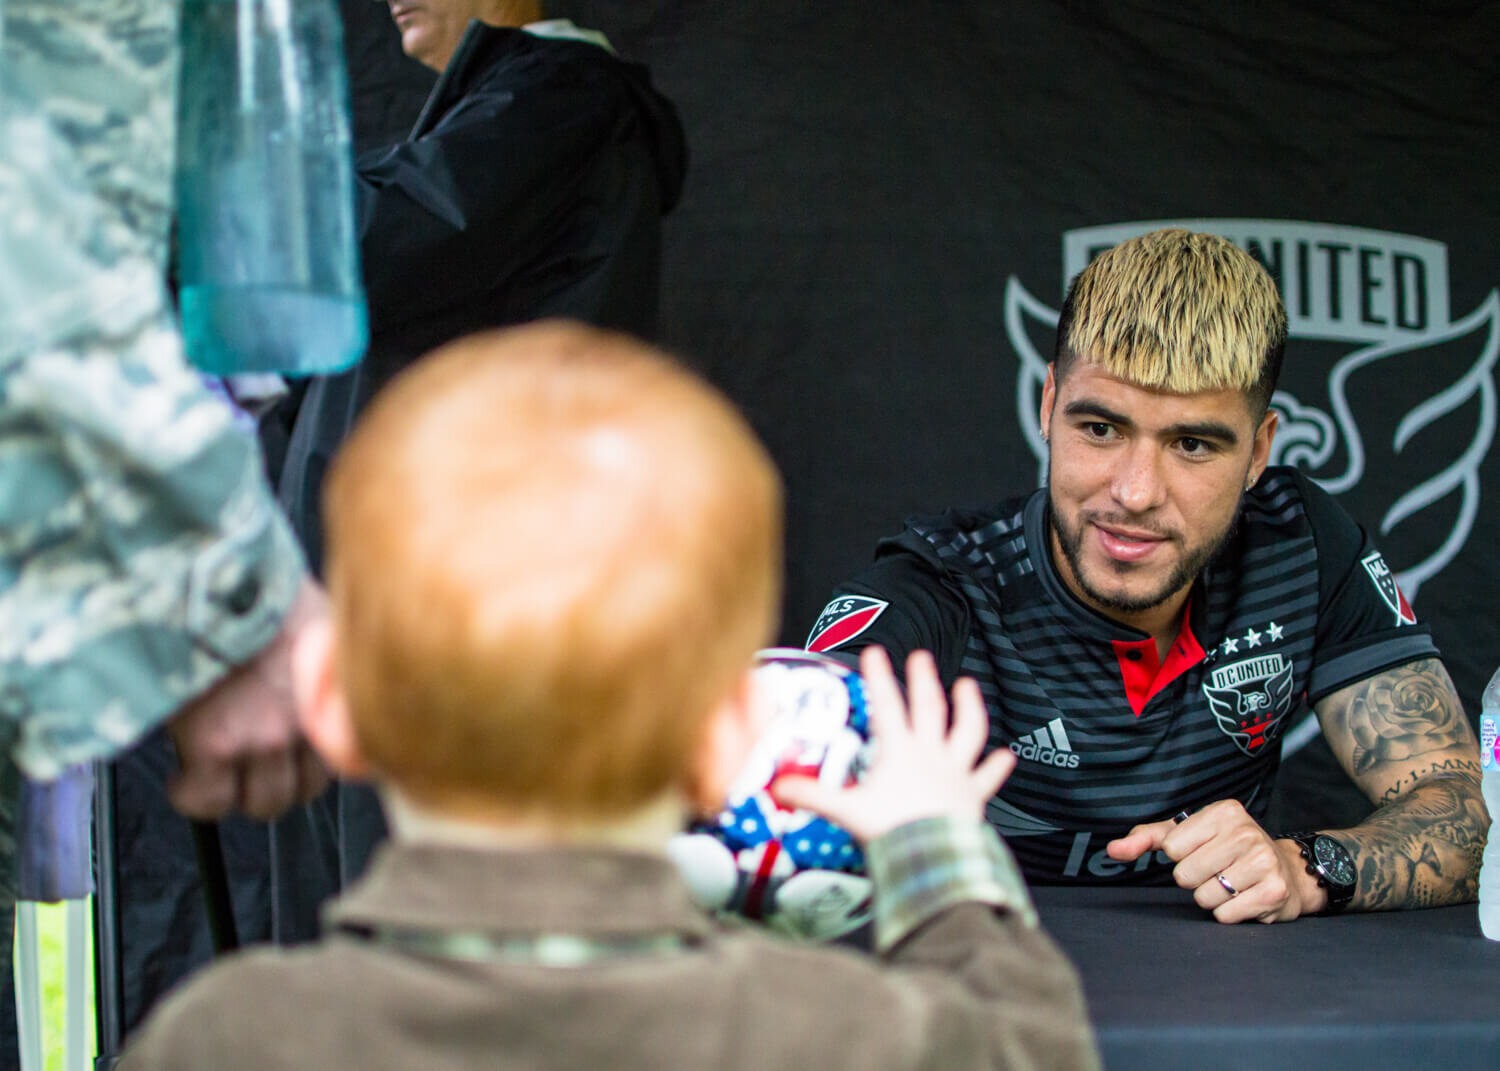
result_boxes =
[1314,836,1356,886]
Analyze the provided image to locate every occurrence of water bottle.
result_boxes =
[176,0,368,376]
[1479,666,1500,939]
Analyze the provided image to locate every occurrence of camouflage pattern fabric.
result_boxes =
[0,0,306,780]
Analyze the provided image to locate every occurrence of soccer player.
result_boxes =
[807,228,1487,924]
[122,322,1099,1070]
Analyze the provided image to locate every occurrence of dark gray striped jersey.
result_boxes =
[806,467,1438,885]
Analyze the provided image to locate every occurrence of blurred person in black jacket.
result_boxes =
[259,0,687,918]
[276,0,688,573]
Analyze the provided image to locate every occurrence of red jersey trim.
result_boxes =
[1112,605,1207,717]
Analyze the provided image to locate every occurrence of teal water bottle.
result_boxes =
[176,0,368,376]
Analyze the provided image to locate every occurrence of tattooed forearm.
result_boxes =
[1315,659,1487,910]
[1338,774,1487,910]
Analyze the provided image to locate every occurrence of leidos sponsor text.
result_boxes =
[1062,832,1171,879]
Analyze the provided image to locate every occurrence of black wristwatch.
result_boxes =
[1283,832,1356,913]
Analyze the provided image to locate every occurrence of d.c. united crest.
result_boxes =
[1202,653,1295,757]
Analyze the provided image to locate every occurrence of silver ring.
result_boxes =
[1215,873,1238,897]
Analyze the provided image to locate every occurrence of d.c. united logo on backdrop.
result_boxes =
[1005,220,1499,606]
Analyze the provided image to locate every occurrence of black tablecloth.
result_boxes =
[1032,886,1500,1070]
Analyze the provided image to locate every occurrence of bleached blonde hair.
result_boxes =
[1055,228,1287,415]
[323,321,783,820]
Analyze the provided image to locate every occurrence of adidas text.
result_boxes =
[1009,741,1081,768]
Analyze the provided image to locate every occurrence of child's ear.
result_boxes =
[685,667,763,817]
[291,615,370,780]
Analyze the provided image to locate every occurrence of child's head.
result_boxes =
[306,321,783,825]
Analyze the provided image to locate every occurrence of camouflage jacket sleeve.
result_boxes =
[0,0,306,779]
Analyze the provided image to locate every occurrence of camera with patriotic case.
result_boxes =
[668,648,875,941]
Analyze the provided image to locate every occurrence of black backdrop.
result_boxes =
[78,0,1500,1047]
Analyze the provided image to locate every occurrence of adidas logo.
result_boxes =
[1009,717,1080,769]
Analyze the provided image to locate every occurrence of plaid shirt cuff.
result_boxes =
[866,815,1036,953]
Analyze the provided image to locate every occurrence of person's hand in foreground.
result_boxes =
[1106,800,1317,923]
[771,646,1016,843]
[166,579,331,820]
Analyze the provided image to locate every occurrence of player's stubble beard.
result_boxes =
[1048,489,1244,618]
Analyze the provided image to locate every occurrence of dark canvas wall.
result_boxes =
[344,1,1500,713]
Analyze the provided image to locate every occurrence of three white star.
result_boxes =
[1217,621,1285,659]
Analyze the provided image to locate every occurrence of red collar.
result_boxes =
[1111,600,1207,717]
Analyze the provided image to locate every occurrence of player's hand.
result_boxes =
[1106,799,1318,923]
[769,646,1015,844]
[165,579,331,820]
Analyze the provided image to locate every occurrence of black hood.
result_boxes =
[416,21,687,213]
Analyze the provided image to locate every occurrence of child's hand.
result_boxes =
[769,646,1014,843]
